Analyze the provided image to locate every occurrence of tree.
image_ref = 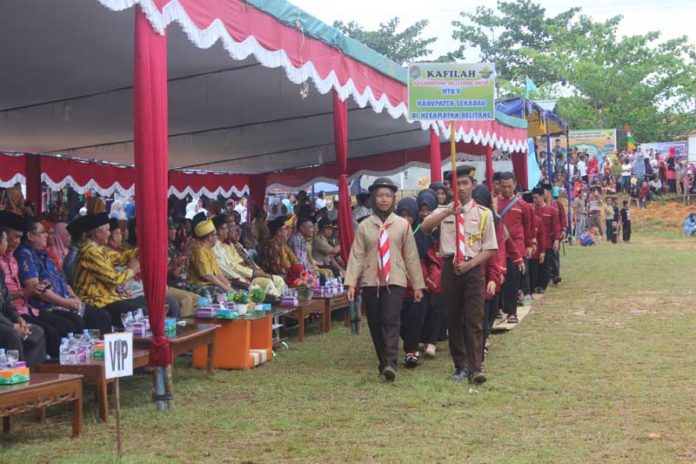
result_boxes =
[333,17,436,64]
[450,0,696,143]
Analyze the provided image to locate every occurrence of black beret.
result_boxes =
[532,187,545,196]
[67,215,90,237]
[212,214,228,229]
[191,212,207,229]
[109,217,120,232]
[267,215,289,235]
[443,165,476,182]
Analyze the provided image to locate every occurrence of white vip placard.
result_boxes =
[104,332,133,379]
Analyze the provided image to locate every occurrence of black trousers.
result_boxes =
[482,294,499,359]
[442,259,485,372]
[501,258,521,316]
[622,222,631,242]
[606,220,617,244]
[547,249,561,281]
[530,254,551,291]
[420,293,442,345]
[102,296,148,329]
[362,286,406,372]
[520,258,531,295]
[400,294,428,353]
[0,323,46,367]
[24,310,85,358]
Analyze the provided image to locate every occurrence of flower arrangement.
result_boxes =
[249,286,266,304]
[293,271,318,300]
[232,290,249,305]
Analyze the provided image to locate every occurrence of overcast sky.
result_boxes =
[291,0,696,60]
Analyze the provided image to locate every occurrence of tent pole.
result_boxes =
[429,128,442,183]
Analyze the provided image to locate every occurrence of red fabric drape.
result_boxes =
[333,91,354,264]
[511,152,528,190]
[429,129,442,183]
[248,173,268,217]
[24,154,42,214]
[134,7,171,367]
[485,146,494,191]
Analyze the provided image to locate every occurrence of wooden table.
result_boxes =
[193,313,273,370]
[134,323,220,375]
[0,373,83,437]
[35,350,149,422]
[317,293,350,333]
[286,299,325,341]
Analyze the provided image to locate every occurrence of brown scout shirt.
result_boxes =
[344,213,425,290]
[431,200,498,259]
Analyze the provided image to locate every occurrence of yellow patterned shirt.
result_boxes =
[188,242,222,286]
[73,240,137,308]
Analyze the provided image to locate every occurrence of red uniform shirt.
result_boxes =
[551,199,568,232]
[530,213,547,260]
[497,195,533,257]
[534,203,561,249]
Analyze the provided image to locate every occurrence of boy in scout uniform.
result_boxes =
[345,178,425,382]
[422,166,497,384]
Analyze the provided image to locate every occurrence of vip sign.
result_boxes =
[104,332,133,379]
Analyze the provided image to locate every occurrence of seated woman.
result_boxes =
[72,213,147,329]
[166,218,203,317]
[41,221,64,271]
[226,222,285,296]
[0,226,46,367]
[188,214,236,295]
[16,218,113,352]
[257,215,301,279]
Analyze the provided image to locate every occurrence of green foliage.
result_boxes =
[451,0,696,143]
[333,17,436,64]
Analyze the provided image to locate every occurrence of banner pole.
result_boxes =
[115,378,122,457]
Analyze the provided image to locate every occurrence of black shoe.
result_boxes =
[470,370,487,385]
[534,287,545,294]
[553,277,562,284]
[450,368,470,382]
[382,366,396,382]
[404,352,419,369]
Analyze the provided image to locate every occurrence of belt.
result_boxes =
[444,255,473,262]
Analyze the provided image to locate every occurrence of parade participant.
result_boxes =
[422,166,497,384]
[345,178,424,382]
[416,189,443,359]
[620,200,632,242]
[0,227,46,366]
[496,172,531,322]
[395,197,434,368]
[72,213,147,328]
[429,182,451,207]
[523,192,546,294]
[543,184,566,285]
[491,172,503,196]
[472,185,505,358]
[351,192,372,229]
[531,188,560,292]
[257,215,301,279]
[188,213,236,294]
[604,197,619,244]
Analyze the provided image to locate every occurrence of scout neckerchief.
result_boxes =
[377,222,392,287]
[456,200,476,262]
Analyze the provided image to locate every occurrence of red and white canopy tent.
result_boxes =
[0,0,528,378]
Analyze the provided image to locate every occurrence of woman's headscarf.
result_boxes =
[396,197,432,259]
[429,182,451,205]
[41,220,63,270]
[53,222,70,258]
[3,187,25,216]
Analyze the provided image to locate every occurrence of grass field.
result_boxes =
[2,223,696,463]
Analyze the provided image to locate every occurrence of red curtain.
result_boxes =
[248,173,268,218]
[511,152,529,190]
[485,146,494,191]
[24,154,42,214]
[333,91,354,264]
[429,129,442,183]
[134,6,171,367]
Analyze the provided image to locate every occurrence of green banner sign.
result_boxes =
[407,63,496,121]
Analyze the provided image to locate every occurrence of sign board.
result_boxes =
[639,141,688,160]
[558,129,617,157]
[689,136,696,163]
[407,63,496,121]
[104,332,133,379]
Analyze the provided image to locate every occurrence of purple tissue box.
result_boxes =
[196,307,217,319]
[280,296,298,308]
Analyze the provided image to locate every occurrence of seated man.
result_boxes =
[72,213,146,329]
[288,217,332,281]
[63,214,90,286]
[16,217,112,349]
[257,215,301,279]
[188,214,236,295]
[0,223,46,367]
[166,217,202,317]
[226,222,285,296]
[312,218,344,278]
[210,215,249,289]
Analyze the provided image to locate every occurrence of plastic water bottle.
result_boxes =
[0,348,7,368]
[59,338,69,365]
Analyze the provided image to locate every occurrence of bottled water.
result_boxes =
[0,348,7,368]
[59,338,69,365]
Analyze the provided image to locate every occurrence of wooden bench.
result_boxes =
[316,294,350,333]
[35,349,149,422]
[0,373,83,437]
[285,299,325,342]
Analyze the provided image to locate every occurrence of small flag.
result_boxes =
[525,76,539,99]
[625,124,637,152]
